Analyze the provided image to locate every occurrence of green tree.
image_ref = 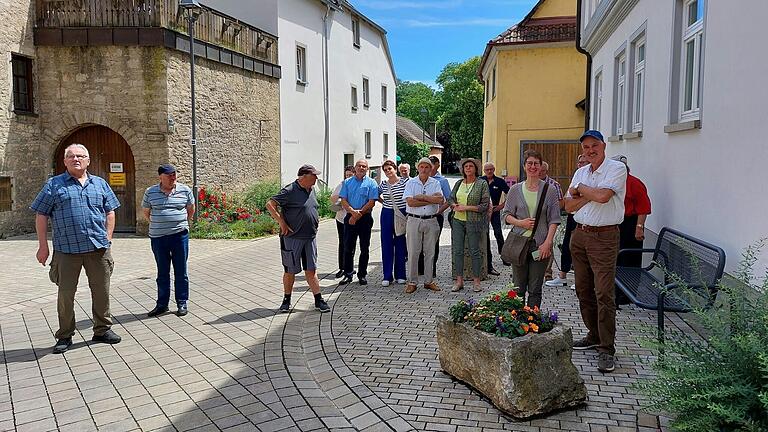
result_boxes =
[396,80,443,127]
[436,56,484,158]
[396,137,430,175]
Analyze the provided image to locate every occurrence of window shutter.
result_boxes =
[0,177,12,212]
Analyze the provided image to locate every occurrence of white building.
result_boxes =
[580,0,768,274]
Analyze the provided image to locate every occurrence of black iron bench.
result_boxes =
[614,227,726,341]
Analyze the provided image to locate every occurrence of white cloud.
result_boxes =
[358,0,462,10]
[404,18,515,27]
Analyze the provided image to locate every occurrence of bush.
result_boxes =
[316,186,336,219]
[635,239,768,432]
[448,283,559,338]
[397,139,430,174]
[191,216,278,240]
[242,179,282,210]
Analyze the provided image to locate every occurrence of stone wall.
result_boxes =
[0,0,39,236]
[166,51,281,194]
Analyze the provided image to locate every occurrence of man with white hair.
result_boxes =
[31,143,122,354]
[398,163,411,179]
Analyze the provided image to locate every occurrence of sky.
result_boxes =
[352,0,539,89]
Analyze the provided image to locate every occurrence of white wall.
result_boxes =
[277,0,397,187]
[583,0,768,275]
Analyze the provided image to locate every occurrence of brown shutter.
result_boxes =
[0,177,12,212]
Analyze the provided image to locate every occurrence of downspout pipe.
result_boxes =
[575,0,592,131]
[322,4,332,186]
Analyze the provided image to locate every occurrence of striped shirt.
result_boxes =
[378,178,408,209]
[30,172,120,254]
[141,183,194,238]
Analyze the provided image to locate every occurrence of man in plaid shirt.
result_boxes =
[31,143,122,354]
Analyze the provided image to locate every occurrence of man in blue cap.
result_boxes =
[564,130,627,373]
[142,164,195,317]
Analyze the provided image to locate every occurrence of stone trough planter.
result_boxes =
[436,315,587,419]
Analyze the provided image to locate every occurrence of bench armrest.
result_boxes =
[617,248,656,258]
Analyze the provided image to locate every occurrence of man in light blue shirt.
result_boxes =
[339,159,379,285]
[418,155,451,276]
[141,164,195,317]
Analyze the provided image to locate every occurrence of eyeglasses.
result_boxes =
[66,154,89,160]
[524,161,541,166]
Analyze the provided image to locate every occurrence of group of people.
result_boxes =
[35,129,650,376]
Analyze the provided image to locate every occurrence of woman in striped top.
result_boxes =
[378,160,408,286]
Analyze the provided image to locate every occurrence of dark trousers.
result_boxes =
[570,227,620,355]
[486,211,504,270]
[511,242,548,308]
[418,213,444,276]
[150,230,190,308]
[381,208,407,281]
[560,214,577,273]
[616,214,643,305]
[343,213,374,278]
[336,220,345,270]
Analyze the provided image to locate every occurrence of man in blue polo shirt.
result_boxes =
[339,159,379,285]
[142,164,195,317]
[31,143,122,354]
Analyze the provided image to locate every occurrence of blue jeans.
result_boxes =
[380,207,407,281]
[150,230,189,307]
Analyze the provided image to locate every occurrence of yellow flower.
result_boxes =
[530,324,539,333]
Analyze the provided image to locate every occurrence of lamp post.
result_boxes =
[180,0,202,223]
[420,107,428,143]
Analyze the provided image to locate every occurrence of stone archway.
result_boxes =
[55,125,137,232]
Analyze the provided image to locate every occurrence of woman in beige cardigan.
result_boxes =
[449,158,490,292]
[502,149,560,308]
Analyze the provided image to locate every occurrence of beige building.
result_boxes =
[1,0,281,235]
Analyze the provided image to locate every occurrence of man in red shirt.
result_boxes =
[613,155,651,305]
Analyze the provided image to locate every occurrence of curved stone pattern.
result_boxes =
[436,316,587,419]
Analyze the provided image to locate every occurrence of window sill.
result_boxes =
[363,104,370,109]
[365,154,371,159]
[664,120,701,133]
[352,108,358,112]
[296,80,307,86]
[607,135,622,142]
[13,110,38,117]
[624,131,642,140]
[382,108,387,113]
[353,43,360,49]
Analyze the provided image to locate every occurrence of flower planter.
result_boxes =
[436,315,587,419]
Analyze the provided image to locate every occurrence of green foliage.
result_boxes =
[191,215,278,240]
[396,137,430,172]
[448,283,559,339]
[316,186,336,219]
[396,80,444,125]
[635,239,768,432]
[242,179,282,210]
[436,56,485,158]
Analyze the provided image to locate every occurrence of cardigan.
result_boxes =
[449,178,490,232]
[501,180,561,246]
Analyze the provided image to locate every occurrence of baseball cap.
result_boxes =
[416,157,433,168]
[579,130,605,143]
[297,164,321,176]
[158,164,176,175]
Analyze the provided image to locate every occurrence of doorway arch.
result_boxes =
[55,125,137,232]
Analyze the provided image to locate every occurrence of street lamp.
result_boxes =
[180,0,202,223]
[420,107,428,143]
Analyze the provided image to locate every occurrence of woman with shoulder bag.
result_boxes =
[501,149,560,308]
[331,166,355,278]
[378,160,408,286]
[449,158,490,293]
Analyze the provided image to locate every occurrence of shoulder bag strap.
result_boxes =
[388,182,406,220]
[530,182,549,235]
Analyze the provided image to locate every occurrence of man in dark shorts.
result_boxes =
[266,164,330,313]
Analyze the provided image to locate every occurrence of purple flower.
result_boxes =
[549,311,559,323]
[467,298,477,307]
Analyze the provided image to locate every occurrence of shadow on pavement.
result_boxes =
[1,341,89,363]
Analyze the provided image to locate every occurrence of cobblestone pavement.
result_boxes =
[0,215,688,431]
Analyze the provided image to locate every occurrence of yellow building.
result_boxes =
[479,0,586,189]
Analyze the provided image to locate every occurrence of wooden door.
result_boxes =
[519,140,583,192]
[56,126,136,232]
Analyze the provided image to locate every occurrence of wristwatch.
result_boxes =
[636,224,644,228]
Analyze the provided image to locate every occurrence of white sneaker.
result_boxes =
[545,277,568,287]
[381,280,391,287]
[396,279,407,284]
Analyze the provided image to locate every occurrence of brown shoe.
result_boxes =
[424,282,441,292]
[405,283,417,294]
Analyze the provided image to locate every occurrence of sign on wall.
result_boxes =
[109,163,124,173]
[109,173,126,186]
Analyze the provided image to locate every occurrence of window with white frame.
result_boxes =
[484,79,489,105]
[492,65,497,99]
[352,16,361,47]
[351,85,358,111]
[383,132,389,157]
[365,131,372,157]
[631,38,646,131]
[381,85,388,111]
[614,52,627,135]
[296,45,307,84]
[593,72,603,130]
[680,0,704,120]
[362,77,370,107]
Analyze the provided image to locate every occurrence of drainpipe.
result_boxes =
[575,0,592,131]
[321,4,332,186]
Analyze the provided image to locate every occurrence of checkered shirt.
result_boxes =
[30,172,120,254]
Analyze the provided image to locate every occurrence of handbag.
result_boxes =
[387,181,408,236]
[501,182,549,266]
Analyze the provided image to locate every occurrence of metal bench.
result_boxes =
[614,227,726,341]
